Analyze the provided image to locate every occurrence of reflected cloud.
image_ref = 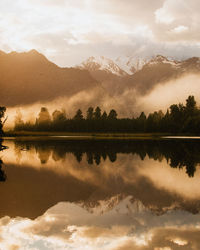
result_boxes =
[0,200,200,249]
[0,139,200,220]
[1,139,200,248]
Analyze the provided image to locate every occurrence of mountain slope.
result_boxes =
[2,51,200,110]
[115,56,148,74]
[78,56,128,78]
[126,55,200,94]
[0,50,98,106]
[77,54,200,98]
[77,56,130,95]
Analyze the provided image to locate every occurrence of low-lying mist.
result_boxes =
[4,73,200,129]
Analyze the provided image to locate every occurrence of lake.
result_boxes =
[0,138,200,249]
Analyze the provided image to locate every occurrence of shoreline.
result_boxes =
[3,131,200,140]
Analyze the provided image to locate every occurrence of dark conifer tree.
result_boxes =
[108,109,117,119]
[73,109,84,120]
[102,111,108,120]
[94,107,101,120]
[0,107,6,136]
[86,107,94,120]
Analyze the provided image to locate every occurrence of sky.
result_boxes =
[1,0,200,66]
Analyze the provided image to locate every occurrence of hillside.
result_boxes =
[0,50,98,106]
[79,55,200,96]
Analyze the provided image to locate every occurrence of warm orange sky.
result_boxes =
[1,0,200,66]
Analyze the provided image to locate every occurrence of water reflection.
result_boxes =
[12,139,200,177]
[0,139,6,182]
[0,158,6,182]
[0,138,200,249]
[0,199,200,249]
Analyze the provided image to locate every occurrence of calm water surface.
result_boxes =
[0,138,200,249]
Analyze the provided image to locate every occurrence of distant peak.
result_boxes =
[7,49,42,57]
[28,49,40,54]
[79,56,128,76]
[156,54,167,59]
[115,56,148,74]
[26,49,49,62]
[151,55,168,62]
[3,49,51,65]
[183,57,200,63]
[145,54,182,68]
[86,55,109,63]
[27,49,46,58]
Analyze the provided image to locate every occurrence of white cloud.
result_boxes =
[0,0,200,65]
[153,0,200,42]
[172,25,189,33]
[155,7,174,24]
[0,201,200,249]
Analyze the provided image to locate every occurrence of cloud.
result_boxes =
[137,73,200,113]
[1,138,200,248]
[4,72,200,131]
[91,0,164,26]
[153,0,200,42]
[114,227,200,250]
[173,25,189,33]
[3,140,200,213]
[0,200,200,250]
[0,0,200,66]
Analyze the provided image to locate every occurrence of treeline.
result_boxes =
[0,107,6,136]
[14,96,200,133]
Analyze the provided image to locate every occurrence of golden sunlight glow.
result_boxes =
[171,238,188,246]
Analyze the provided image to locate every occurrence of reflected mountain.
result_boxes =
[1,138,200,220]
[1,198,200,250]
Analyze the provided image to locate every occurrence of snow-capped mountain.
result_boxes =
[115,56,148,74]
[126,55,200,95]
[78,55,149,76]
[145,55,200,72]
[77,54,200,97]
[78,54,188,77]
[147,55,180,67]
[115,54,182,74]
[78,195,147,215]
[78,56,128,77]
[77,194,196,216]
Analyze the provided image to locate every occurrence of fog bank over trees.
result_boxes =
[14,96,200,134]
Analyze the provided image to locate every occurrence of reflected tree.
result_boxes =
[0,106,6,136]
[0,158,6,182]
[74,152,83,163]
[94,153,101,165]
[86,152,93,165]
[13,139,200,177]
[0,138,7,182]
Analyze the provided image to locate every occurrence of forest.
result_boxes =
[12,96,200,134]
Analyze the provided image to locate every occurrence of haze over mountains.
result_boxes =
[1,49,200,123]
[78,54,200,95]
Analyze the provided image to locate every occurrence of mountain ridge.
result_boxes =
[1,49,200,110]
[79,54,200,76]
[0,49,98,107]
[78,54,200,96]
